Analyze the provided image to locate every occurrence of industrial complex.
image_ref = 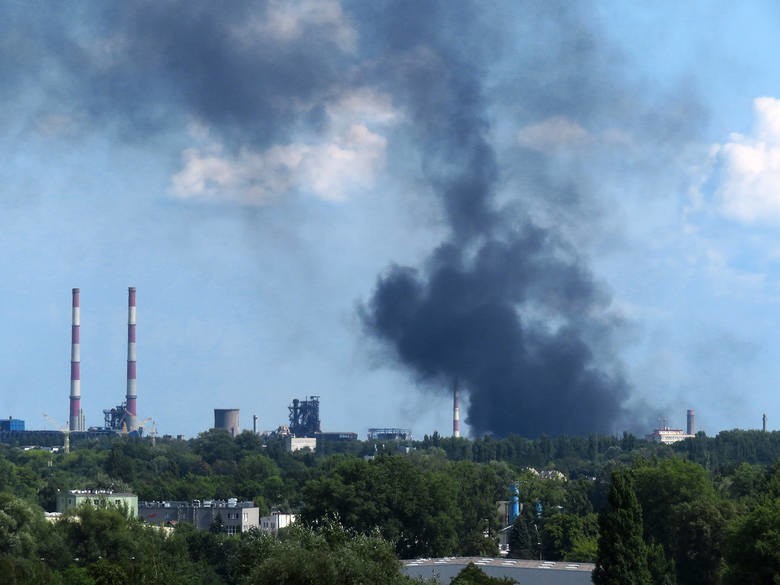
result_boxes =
[2,287,772,451]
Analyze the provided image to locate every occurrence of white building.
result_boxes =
[647,427,694,444]
[57,489,138,517]
[259,511,296,536]
[286,437,317,452]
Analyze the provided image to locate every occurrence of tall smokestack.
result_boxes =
[126,287,137,426]
[687,409,695,436]
[69,288,83,431]
[763,413,767,432]
[453,381,461,438]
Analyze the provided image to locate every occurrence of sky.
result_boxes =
[2,1,780,439]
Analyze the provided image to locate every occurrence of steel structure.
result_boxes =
[288,396,321,437]
[367,428,412,441]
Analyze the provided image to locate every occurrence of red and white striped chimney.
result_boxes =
[126,287,137,420]
[69,288,81,431]
[453,381,461,438]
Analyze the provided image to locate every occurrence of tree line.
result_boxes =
[0,428,777,583]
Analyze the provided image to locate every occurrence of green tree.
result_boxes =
[593,468,651,585]
[243,521,418,585]
[634,457,725,585]
[724,498,780,585]
[450,563,514,585]
[646,541,675,585]
[507,514,533,559]
[543,512,598,562]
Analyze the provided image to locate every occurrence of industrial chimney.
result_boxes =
[125,287,138,430]
[686,409,695,436]
[69,288,84,431]
[453,381,461,438]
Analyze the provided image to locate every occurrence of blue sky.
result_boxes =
[2,1,779,438]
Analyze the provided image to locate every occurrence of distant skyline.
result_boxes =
[2,2,780,438]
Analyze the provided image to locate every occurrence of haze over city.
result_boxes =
[2,1,779,439]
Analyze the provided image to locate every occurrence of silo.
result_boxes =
[214,409,240,437]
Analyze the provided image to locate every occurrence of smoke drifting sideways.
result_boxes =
[359,2,634,438]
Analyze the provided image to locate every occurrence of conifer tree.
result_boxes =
[593,468,651,585]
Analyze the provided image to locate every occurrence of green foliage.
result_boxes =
[633,457,726,585]
[593,468,651,585]
[450,562,514,585]
[724,498,780,585]
[507,514,534,559]
[301,455,463,557]
[0,427,778,582]
[542,512,598,562]
[241,520,419,585]
[647,540,676,585]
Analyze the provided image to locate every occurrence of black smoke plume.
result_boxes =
[359,2,636,437]
[3,1,695,436]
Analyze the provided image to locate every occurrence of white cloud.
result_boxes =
[713,97,780,224]
[171,87,400,204]
[234,0,356,52]
[171,124,387,204]
[326,88,402,128]
[517,116,588,152]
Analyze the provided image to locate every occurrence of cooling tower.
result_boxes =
[214,409,240,437]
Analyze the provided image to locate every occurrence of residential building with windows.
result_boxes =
[56,490,138,517]
[259,511,296,536]
[138,499,259,534]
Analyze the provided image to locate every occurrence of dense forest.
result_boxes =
[0,428,777,584]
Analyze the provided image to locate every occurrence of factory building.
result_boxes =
[139,499,259,534]
[367,428,412,441]
[286,436,317,452]
[648,409,696,444]
[56,490,138,518]
[0,418,24,432]
[288,396,321,437]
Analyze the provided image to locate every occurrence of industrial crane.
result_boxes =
[43,413,70,454]
[133,417,152,434]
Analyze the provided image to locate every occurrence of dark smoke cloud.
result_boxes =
[3,1,695,436]
[3,0,356,147]
[359,1,651,437]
